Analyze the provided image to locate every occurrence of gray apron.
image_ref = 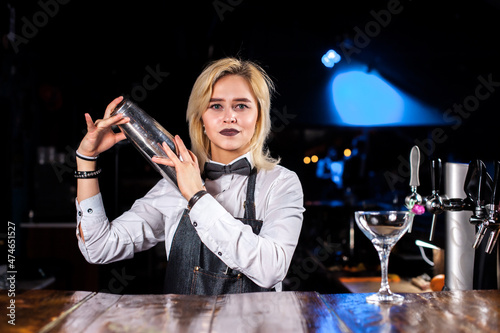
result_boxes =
[164,168,274,295]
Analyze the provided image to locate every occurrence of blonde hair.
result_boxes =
[186,57,280,172]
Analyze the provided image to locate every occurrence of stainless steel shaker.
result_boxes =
[111,98,178,186]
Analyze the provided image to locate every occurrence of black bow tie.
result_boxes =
[204,158,252,180]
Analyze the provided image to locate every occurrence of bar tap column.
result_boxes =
[444,162,475,290]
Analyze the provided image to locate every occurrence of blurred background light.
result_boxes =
[321,49,341,68]
[332,70,404,126]
[330,69,447,127]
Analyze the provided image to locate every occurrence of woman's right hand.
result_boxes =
[77,96,130,157]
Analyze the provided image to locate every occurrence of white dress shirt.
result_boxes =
[76,153,304,291]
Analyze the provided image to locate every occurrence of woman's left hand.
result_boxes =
[152,135,205,201]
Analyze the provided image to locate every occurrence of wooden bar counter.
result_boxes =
[1,289,499,332]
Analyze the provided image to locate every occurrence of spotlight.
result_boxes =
[321,49,341,68]
[303,156,311,164]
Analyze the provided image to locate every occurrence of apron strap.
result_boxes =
[244,167,257,220]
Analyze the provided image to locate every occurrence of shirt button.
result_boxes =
[193,222,198,227]
[78,211,82,216]
[87,208,93,214]
[218,252,222,256]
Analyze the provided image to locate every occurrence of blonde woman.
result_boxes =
[75,57,304,295]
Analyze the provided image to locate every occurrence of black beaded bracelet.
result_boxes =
[187,190,208,210]
[74,168,102,179]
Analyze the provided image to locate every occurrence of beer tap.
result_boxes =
[405,146,422,232]
[470,160,500,254]
[404,146,499,253]
[403,147,500,289]
[467,160,488,248]
[485,161,500,254]
[425,159,444,241]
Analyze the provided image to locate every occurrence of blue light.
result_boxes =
[322,49,341,68]
[331,69,446,127]
[333,70,403,126]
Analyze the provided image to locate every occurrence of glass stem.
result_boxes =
[377,245,393,295]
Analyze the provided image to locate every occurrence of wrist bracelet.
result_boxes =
[76,150,99,161]
[188,190,208,210]
[74,168,102,179]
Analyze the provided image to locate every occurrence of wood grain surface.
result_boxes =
[1,289,499,332]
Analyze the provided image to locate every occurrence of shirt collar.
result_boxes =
[208,152,254,168]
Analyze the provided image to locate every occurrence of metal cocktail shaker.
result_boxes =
[111,98,178,187]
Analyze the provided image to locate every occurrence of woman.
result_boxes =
[75,57,304,295]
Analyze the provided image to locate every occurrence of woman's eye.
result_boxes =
[234,104,248,110]
[210,104,223,110]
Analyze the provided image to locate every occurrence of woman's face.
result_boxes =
[202,74,258,164]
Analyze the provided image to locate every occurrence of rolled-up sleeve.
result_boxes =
[188,169,304,290]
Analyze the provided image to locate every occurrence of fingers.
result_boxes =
[104,96,124,118]
[188,150,199,165]
[84,113,96,131]
[115,132,127,143]
[174,135,192,162]
[151,155,174,167]
[152,136,200,171]
[94,111,129,130]
[162,141,180,163]
[86,96,129,132]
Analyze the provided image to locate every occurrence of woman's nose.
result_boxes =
[223,110,236,123]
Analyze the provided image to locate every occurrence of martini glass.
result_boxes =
[354,211,414,304]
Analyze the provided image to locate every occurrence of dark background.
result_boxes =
[4,0,500,293]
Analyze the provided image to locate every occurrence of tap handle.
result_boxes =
[464,160,481,205]
[409,146,421,187]
[464,160,491,207]
[430,159,442,194]
[477,160,484,207]
[491,161,500,205]
[473,223,487,249]
[485,229,500,254]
